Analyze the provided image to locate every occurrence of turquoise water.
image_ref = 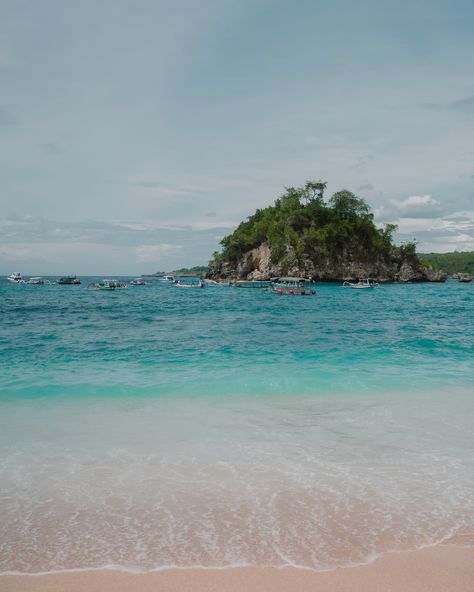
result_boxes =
[2,279,473,398]
[1,278,473,572]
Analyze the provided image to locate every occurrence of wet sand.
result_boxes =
[2,544,473,592]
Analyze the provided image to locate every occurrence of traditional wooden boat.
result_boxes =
[231,280,271,289]
[269,277,316,295]
[174,279,205,288]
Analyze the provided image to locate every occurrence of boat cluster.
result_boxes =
[8,271,471,295]
[7,273,83,285]
[7,272,52,285]
[87,277,152,289]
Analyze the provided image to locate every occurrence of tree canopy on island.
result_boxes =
[418,251,474,275]
[211,181,404,269]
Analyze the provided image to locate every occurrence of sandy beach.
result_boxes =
[2,544,473,592]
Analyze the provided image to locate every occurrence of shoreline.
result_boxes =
[2,544,474,592]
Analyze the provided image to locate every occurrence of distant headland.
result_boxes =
[205,181,449,283]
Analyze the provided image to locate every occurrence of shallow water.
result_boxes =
[1,278,473,572]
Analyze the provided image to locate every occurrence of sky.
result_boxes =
[1,0,473,274]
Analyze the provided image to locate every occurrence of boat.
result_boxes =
[130,277,147,286]
[231,280,271,289]
[159,274,175,282]
[204,279,230,286]
[343,279,379,289]
[458,273,472,283]
[28,277,46,285]
[174,279,205,288]
[7,272,25,283]
[88,279,128,290]
[58,275,81,285]
[269,277,316,295]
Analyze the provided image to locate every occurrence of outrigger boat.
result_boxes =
[343,279,379,289]
[269,277,316,295]
[231,280,271,289]
[204,279,230,286]
[88,279,128,290]
[174,279,205,288]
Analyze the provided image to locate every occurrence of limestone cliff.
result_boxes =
[207,241,446,282]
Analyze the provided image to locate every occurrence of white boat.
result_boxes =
[174,279,205,288]
[7,272,25,283]
[28,277,46,285]
[269,277,316,295]
[204,279,230,286]
[159,274,175,282]
[88,279,128,290]
[130,277,147,286]
[458,273,472,283]
[343,279,379,289]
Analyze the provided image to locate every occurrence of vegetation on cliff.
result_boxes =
[418,251,474,275]
[209,181,424,280]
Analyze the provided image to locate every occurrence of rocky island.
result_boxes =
[207,181,446,282]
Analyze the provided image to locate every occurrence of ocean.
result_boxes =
[1,278,473,573]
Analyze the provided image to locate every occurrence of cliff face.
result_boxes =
[207,242,447,282]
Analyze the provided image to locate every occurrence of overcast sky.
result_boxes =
[1,0,473,274]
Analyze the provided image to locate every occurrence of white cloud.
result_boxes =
[389,195,443,218]
[392,208,474,252]
[161,220,237,231]
[0,245,39,261]
[133,244,183,262]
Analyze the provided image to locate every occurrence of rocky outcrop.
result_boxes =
[207,242,447,283]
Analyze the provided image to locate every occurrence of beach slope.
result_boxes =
[2,545,473,592]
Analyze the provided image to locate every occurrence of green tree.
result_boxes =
[329,190,370,219]
[302,180,327,204]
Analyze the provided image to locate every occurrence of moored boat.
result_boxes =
[130,277,147,286]
[58,275,81,285]
[174,279,205,288]
[88,279,128,290]
[28,277,46,285]
[458,273,472,283]
[269,277,316,295]
[7,272,25,283]
[231,280,271,289]
[204,279,230,286]
[343,279,379,289]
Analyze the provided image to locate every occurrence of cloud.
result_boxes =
[357,183,374,192]
[135,181,163,188]
[0,245,40,261]
[389,194,443,218]
[391,208,474,253]
[162,220,237,231]
[134,244,182,262]
[424,95,474,114]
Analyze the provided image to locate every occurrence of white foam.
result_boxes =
[1,389,473,573]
